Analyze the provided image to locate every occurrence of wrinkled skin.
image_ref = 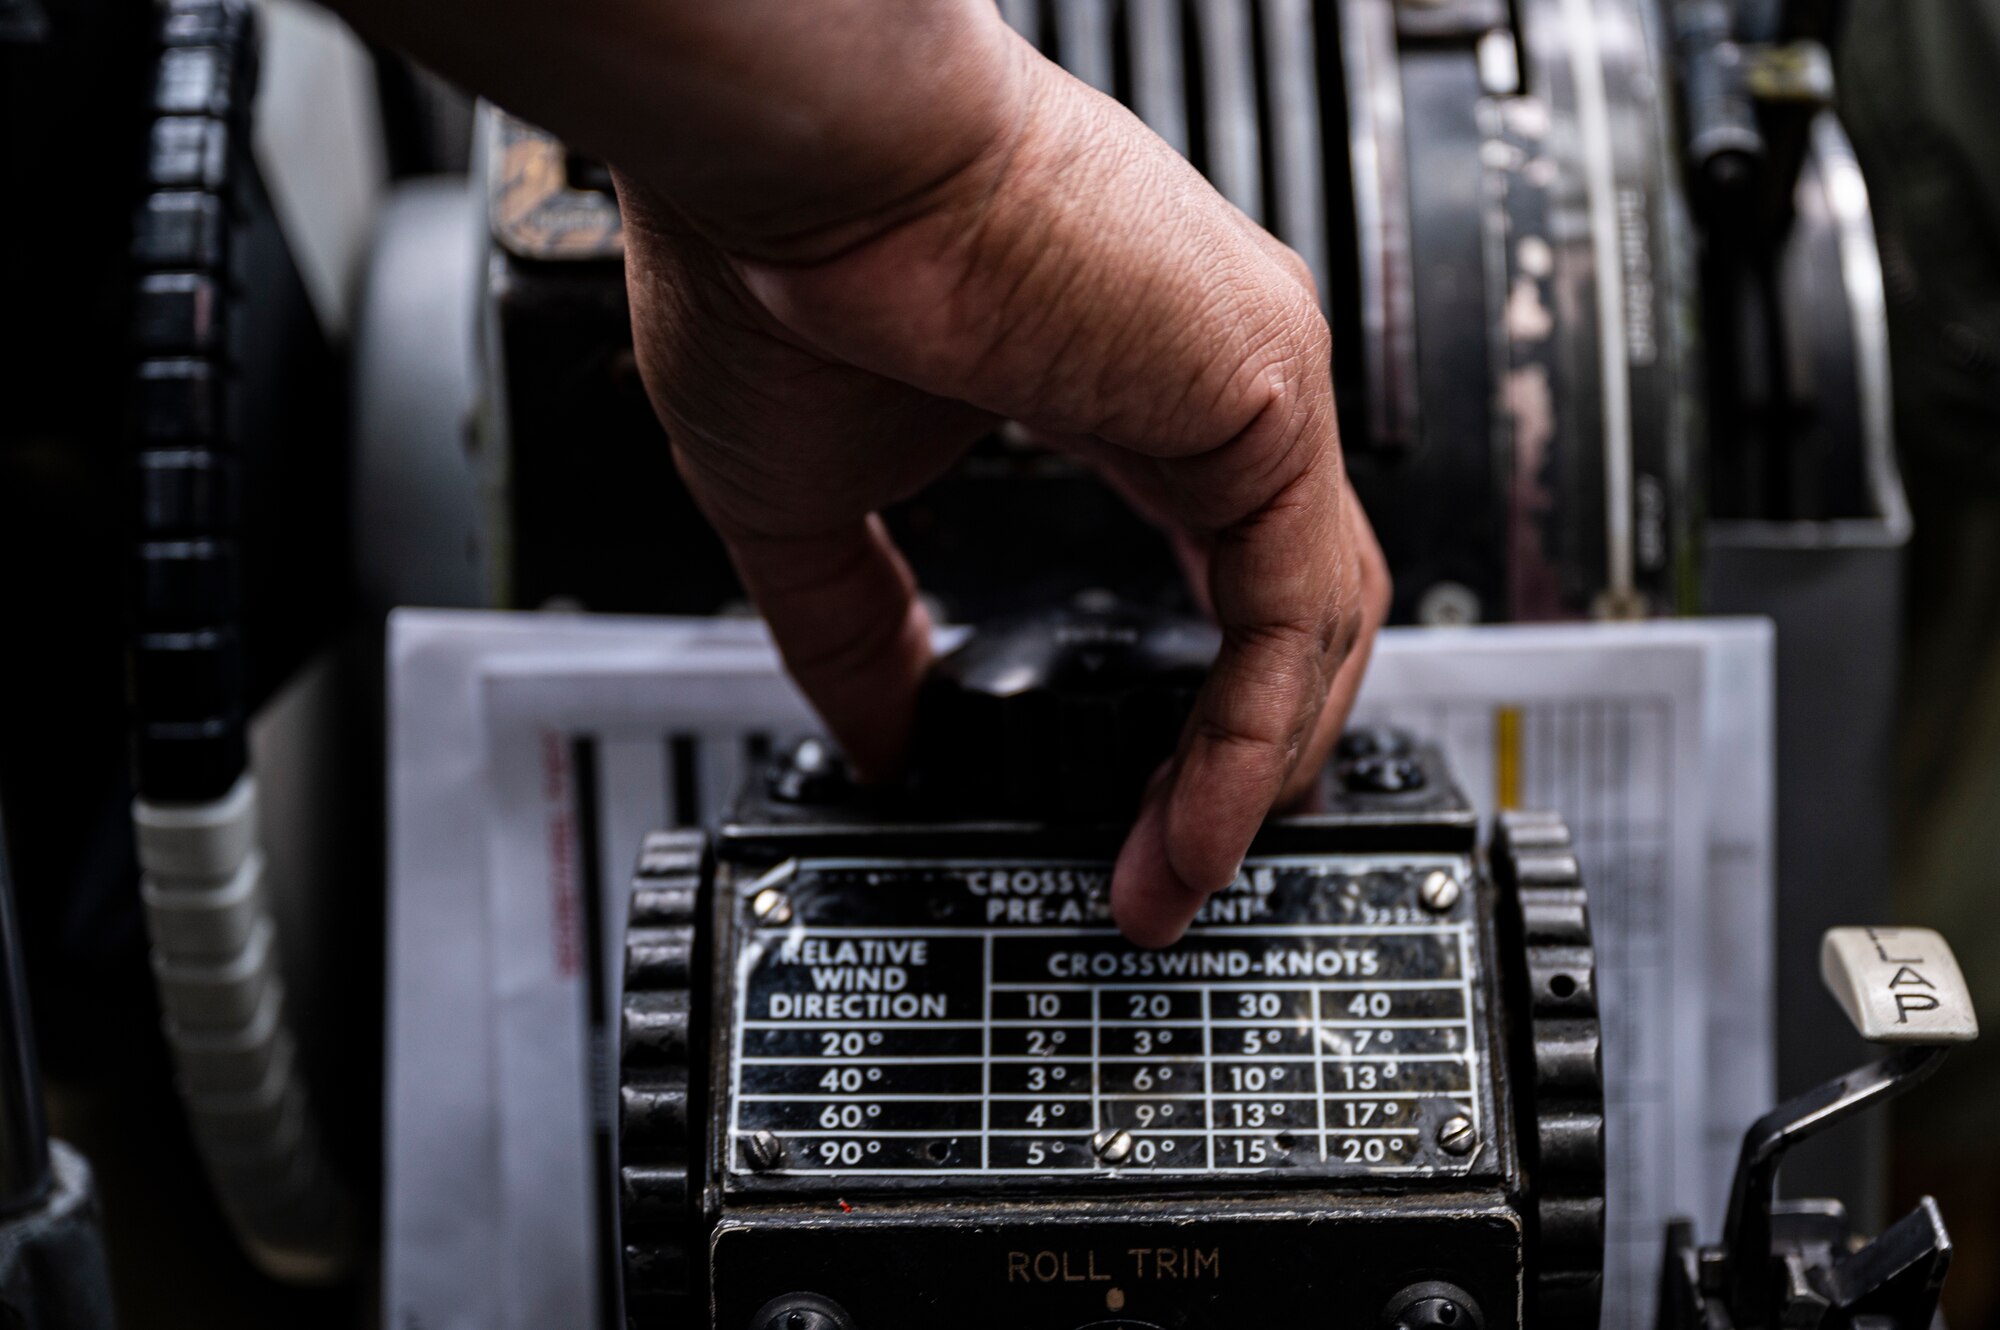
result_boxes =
[333,0,1389,945]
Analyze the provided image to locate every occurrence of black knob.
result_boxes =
[748,1293,857,1330]
[912,604,1219,819]
[1381,1282,1485,1330]
[767,737,850,804]
[1335,727,1412,762]
[1341,755,1426,794]
[1336,727,1426,795]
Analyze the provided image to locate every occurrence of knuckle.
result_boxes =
[1278,244,1319,301]
[1258,285,1332,371]
[1238,614,1328,668]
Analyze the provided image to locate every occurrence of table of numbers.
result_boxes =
[728,858,1490,1180]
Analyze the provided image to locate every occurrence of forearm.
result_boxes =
[327,0,1025,255]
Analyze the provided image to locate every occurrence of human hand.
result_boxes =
[333,0,1388,946]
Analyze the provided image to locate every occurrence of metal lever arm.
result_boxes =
[1824,1196,1952,1325]
[1722,926,1978,1325]
[1719,1044,1947,1325]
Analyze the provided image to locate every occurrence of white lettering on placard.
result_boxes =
[964,869,1108,897]
[1618,187,1656,366]
[1043,946,1385,980]
[767,992,950,1020]
[776,938,930,966]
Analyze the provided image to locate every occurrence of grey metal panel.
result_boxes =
[1512,0,1702,618]
[1704,538,1900,1231]
[1812,115,1908,544]
[1402,52,1499,614]
[1057,0,1117,93]
[1396,0,1511,38]
[1128,0,1190,156]
[1339,0,1419,447]
[1701,116,1909,1230]
[1259,0,1330,300]
[1195,0,1264,221]
[350,178,486,612]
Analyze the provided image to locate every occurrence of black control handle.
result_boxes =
[912,602,1218,819]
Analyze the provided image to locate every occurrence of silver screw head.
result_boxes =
[1436,1114,1478,1156]
[751,887,793,925]
[1416,580,1481,624]
[745,1129,785,1171]
[1418,870,1462,914]
[1091,1128,1135,1165]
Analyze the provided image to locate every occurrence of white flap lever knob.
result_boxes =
[1820,927,1979,1045]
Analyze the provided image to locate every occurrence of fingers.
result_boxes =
[1277,486,1391,806]
[1108,765,1208,948]
[1112,483,1387,946]
[1111,450,1349,943]
[723,516,936,780]
[618,48,1384,946]
[618,188,988,780]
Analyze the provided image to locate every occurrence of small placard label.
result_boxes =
[727,856,1493,1180]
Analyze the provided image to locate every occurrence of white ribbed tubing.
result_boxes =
[135,775,353,1282]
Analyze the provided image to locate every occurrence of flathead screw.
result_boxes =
[745,1129,785,1171]
[1091,1128,1135,1165]
[1418,870,1462,914]
[751,888,793,926]
[1436,1114,1478,1157]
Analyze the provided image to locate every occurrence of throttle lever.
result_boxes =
[1719,1044,1948,1326]
[1663,927,1978,1330]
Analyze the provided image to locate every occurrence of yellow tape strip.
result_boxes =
[1495,706,1523,811]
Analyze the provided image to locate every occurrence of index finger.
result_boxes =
[1111,451,1381,947]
